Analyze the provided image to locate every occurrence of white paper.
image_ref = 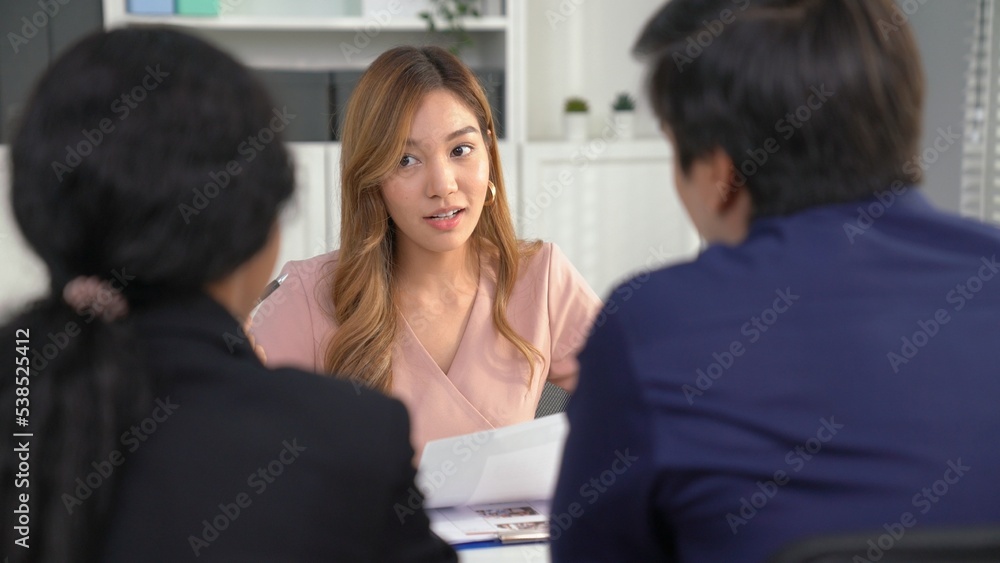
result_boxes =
[417,413,569,509]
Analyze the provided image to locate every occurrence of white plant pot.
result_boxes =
[564,113,589,143]
[612,111,635,140]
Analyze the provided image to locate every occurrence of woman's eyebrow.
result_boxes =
[405,125,479,147]
[446,125,479,140]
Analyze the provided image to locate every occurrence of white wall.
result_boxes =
[0,146,48,319]
[520,140,699,299]
[905,0,977,213]
[525,0,663,141]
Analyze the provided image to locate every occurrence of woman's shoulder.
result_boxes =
[518,240,562,274]
[277,249,341,289]
[515,240,597,303]
[254,249,341,338]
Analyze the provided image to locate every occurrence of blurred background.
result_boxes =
[0,0,993,318]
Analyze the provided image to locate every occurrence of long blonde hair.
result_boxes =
[327,45,540,392]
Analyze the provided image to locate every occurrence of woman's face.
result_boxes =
[381,89,490,260]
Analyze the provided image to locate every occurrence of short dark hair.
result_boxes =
[2,28,293,562]
[635,0,925,217]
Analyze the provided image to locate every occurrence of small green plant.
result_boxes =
[565,97,589,113]
[420,0,482,56]
[612,92,636,111]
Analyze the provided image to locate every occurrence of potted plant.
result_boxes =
[419,0,482,56]
[611,92,636,140]
[564,97,589,142]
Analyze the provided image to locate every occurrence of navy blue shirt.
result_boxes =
[551,190,1000,562]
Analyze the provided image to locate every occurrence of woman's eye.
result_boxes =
[399,155,417,167]
[452,145,473,157]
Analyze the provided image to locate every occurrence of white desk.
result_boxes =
[457,543,550,562]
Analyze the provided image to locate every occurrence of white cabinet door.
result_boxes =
[519,140,700,299]
[272,142,336,278]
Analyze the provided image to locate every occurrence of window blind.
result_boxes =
[960,0,1000,224]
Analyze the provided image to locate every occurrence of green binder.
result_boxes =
[176,0,217,16]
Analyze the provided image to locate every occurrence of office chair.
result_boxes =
[768,525,1000,563]
[535,381,570,418]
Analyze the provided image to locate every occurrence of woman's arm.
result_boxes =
[249,259,325,373]
[545,243,603,392]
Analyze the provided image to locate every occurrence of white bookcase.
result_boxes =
[102,0,527,275]
[101,0,524,140]
[0,0,701,307]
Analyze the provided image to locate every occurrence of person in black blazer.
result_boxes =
[102,293,452,561]
[0,28,454,562]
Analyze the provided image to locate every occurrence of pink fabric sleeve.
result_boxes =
[249,260,322,373]
[545,243,603,392]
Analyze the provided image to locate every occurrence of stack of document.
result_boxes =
[416,413,568,545]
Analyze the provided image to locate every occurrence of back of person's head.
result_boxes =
[1,28,294,562]
[635,0,925,217]
[328,45,536,392]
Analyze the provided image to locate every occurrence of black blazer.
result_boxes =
[100,293,455,562]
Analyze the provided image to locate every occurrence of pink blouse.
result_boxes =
[250,242,602,455]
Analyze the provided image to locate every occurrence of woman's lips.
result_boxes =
[424,208,465,230]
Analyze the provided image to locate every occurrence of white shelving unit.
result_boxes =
[101,0,520,128]
[100,15,508,31]
[2,1,697,311]
[101,0,526,275]
[88,0,699,297]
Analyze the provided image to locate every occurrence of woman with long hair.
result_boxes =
[0,29,453,562]
[252,46,601,454]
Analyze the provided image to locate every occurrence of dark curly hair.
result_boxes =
[1,27,294,562]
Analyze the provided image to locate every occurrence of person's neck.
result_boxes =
[395,241,480,296]
[204,276,254,321]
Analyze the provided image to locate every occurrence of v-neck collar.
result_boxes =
[398,267,488,380]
